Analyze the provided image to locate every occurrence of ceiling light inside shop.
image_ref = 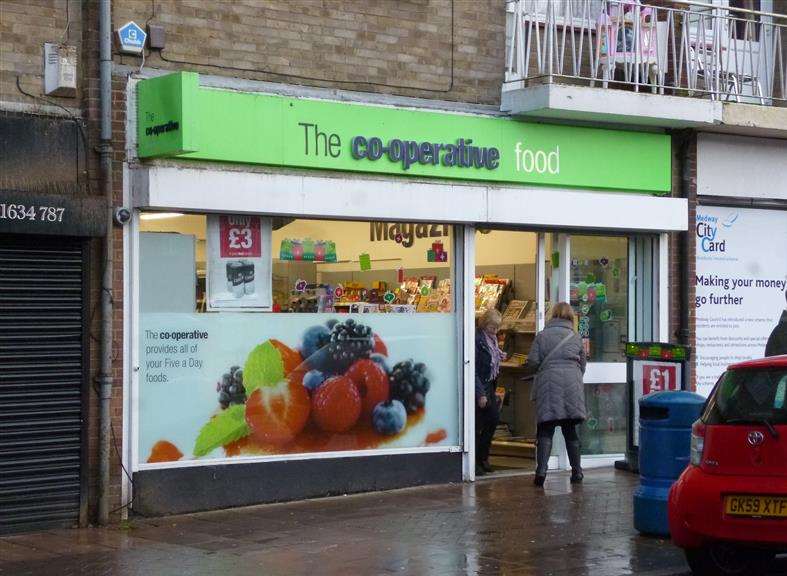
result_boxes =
[140,212,185,220]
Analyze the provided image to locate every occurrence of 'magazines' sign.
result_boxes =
[137,72,670,194]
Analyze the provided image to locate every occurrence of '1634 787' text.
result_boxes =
[0,203,65,222]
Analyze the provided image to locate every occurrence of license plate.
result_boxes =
[725,495,787,518]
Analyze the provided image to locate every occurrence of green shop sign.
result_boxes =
[137,72,670,193]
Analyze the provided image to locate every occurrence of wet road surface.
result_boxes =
[1,468,785,576]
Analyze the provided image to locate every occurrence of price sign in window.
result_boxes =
[219,215,261,258]
[642,363,678,395]
[207,214,272,310]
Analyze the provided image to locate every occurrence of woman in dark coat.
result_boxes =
[475,308,505,476]
[526,302,587,487]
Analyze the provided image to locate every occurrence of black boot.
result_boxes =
[534,437,552,487]
[567,440,583,484]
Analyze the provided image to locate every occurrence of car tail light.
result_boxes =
[690,420,706,467]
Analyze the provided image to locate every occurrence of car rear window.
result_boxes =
[704,368,787,425]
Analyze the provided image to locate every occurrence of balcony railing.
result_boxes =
[505,0,787,105]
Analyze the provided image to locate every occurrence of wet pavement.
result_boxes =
[1,468,785,576]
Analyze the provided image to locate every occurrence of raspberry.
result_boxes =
[217,365,246,409]
[389,360,430,413]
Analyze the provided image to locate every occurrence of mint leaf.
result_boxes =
[193,404,250,457]
[243,341,285,392]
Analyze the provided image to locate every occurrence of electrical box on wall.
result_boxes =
[43,43,77,97]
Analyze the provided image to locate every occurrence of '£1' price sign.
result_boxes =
[219,215,262,258]
[642,364,678,395]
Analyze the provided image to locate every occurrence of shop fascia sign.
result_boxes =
[137,72,670,194]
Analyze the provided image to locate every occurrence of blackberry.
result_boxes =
[389,360,430,413]
[216,365,247,409]
[325,318,374,374]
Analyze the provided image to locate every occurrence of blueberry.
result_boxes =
[303,369,325,393]
[302,325,331,360]
[369,353,390,374]
[325,318,339,330]
[372,400,407,436]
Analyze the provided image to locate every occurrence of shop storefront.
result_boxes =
[125,72,686,515]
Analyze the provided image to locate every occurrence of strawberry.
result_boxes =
[373,333,388,357]
[270,339,306,376]
[346,359,389,422]
[311,375,361,433]
[245,372,311,446]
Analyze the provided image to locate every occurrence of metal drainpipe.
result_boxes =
[97,0,114,526]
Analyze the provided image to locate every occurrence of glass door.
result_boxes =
[548,234,661,468]
[469,229,664,473]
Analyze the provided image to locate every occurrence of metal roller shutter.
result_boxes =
[0,237,85,532]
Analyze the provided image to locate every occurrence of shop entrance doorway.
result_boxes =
[474,229,550,474]
[474,228,662,477]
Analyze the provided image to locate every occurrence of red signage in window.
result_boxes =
[219,215,261,258]
[642,364,678,395]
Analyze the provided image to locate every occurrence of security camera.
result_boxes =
[113,207,132,226]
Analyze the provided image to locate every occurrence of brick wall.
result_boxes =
[0,0,126,526]
[0,0,83,107]
[112,0,505,106]
[669,131,697,390]
[82,0,128,522]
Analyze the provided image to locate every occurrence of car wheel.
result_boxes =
[685,544,774,576]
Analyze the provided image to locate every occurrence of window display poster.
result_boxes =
[207,214,272,310]
[139,313,460,466]
[695,207,787,396]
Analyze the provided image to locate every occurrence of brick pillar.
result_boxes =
[669,131,697,391]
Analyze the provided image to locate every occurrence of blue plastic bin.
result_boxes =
[633,391,706,536]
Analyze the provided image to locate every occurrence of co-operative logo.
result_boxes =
[696,212,736,253]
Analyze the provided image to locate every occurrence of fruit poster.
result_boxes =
[206,215,272,311]
[139,313,460,465]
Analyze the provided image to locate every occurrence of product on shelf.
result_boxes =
[474,276,510,314]
[288,283,335,313]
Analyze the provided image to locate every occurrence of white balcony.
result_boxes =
[502,0,787,129]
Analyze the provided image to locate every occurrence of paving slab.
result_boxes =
[1,468,785,576]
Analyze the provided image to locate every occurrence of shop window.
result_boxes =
[137,213,460,466]
[569,235,628,363]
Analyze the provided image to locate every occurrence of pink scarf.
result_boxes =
[483,331,503,380]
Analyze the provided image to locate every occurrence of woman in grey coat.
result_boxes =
[526,302,587,487]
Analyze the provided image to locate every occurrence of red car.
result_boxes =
[668,355,787,576]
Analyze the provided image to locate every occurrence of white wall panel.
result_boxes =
[134,165,688,232]
[697,133,787,200]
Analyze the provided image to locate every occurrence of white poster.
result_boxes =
[695,207,787,396]
[207,214,272,310]
[631,360,681,447]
